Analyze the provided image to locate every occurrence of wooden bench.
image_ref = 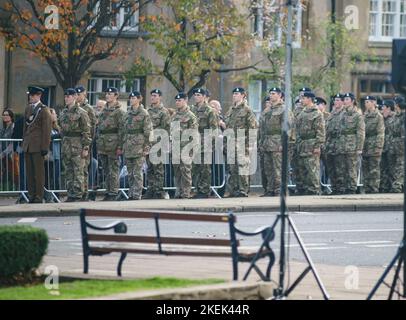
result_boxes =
[80,208,276,281]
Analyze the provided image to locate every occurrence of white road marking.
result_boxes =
[289,228,402,234]
[17,218,38,223]
[288,243,328,247]
[365,244,400,248]
[306,246,347,251]
[346,240,394,245]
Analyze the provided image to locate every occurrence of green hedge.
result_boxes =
[0,225,48,279]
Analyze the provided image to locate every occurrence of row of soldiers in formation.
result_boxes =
[36,84,405,202]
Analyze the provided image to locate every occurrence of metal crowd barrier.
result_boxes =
[0,138,364,202]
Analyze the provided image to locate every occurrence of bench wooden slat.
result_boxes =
[87,234,237,246]
[89,246,233,257]
[83,209,233,223]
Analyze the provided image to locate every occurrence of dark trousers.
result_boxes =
[25,152,45,201]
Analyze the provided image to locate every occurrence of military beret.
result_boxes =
[302,92,315,99]
[175,92,187,100]
[315,97,327,105]
[269,87,282,93]
[150,89,162,96]
[395,96,405,105]
[64,88,77,96]
[27,86,45,95]
[105,87,118,93]
[129,91,141,98]
[343,92,355,100]
[299,87,312,93]
[333,93,344,100]
[364,95,377,101]
[75,86,86,94]
[383,100,395,110]
[193,88,206,95]
[232,87,245,93]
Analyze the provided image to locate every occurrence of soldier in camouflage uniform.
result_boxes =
[144,89,171,199]
[96,87,126,201]
[294,91,325,195]
[120,91,152,200]
[387,97,406,193]
[380,100,395,192]
[362,96,385,193]
[75,86,97,200]
[190,88,219,198]
[171,93,198,199]
[259,87,294,196]
[59,88,91,202]
[225,87,258,197]
[325,94,345,194]
[335,93,365,194]
[315,97,330,189]
[259,96,272,195]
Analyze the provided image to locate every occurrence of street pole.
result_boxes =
[276,0,294,297]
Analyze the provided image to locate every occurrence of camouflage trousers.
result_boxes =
[226,158,250,196]
[326,153,343,194]
[380,152,391,192]
[83,151,90,195]
[63,152,85,199]
[388,152,404,193]
[295,154,320,195]
[126,157,144,199]
[146,155,165,196]
[98,154,119,196]
[260,154,268,193]
[192,153,212,195]
[263,151,282,195]
[362,155,381,193]
[335,154,359,194]
[173,162,192,198]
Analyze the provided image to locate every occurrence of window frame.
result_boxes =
[94,1,140,33]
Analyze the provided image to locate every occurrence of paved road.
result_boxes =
[1,211,403,267]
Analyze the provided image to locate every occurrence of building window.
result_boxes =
[87,77,140,106]
[369,0,406,41]
[358,76,394,97]
[251,1,302,48]
[94,1,139,32]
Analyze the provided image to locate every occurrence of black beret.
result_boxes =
[64,88,77,96]
[193,88,206,95]
[175,92,187,100]
[333,93,344,100]
[302,92,316,99]
[364,95,377,101]
[75,86,86,94]
[343,92,355,100]
[105,87,118,93]
[315,97,327,105]
[232,87,245,93]
[299,87,312,93]
[395,96,405,105]
[27,86,45,95]
[150,89,162,96]
[129,91,141,98]
[269,87,282,93]
[383,100,395,110]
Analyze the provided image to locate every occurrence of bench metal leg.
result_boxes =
[117,253,127,277]
[83,254,89,274]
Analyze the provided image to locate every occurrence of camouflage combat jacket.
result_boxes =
[388,111,405,155]
[59,103,91,155]
[295,104,325,156]
[325,108,343,155]
[191,102,218,146]
[382,113,394,153]
[363,108,384,156]
[96,101,125,155]
[170,106,198,148]
[120,105,152,158]
[78,99,97,139]
[336,106,365,155]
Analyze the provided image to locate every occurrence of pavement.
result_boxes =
[0,193,403,218]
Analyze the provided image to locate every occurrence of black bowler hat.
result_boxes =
[105,87,118,93]
[193,88,206,95]
[344,92,355,100]
[129,91,141,98]
[315,97,327,105]
[27,86,45,95]
[64,88,77,96]
[175,92,187,100]
[302,92,316,99]
[150,89,162,96]
[364,95,377,101]
[75,86,86,94]
[232,87,245,93]
[299,87,312,93]
[269,87,282,93]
